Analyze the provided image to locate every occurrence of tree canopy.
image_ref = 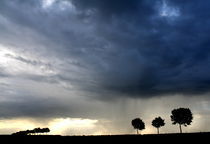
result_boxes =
[171,108,193,133]
[152,117,165,134]
[131,118,145,134]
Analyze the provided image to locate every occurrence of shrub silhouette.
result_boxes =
[131,118,145,134]
[152,117,165,134]
[12,127,50,135]
[171,108,193,133]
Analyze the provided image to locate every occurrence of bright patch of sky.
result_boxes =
[159,0,180,18]
[0,117,100,135]
[49,118,99,135]
[42,0,56,8]
[41,0,76,12]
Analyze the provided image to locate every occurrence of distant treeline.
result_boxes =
[12,128,50,136]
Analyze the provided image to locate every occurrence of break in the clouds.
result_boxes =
[0,0,210,134]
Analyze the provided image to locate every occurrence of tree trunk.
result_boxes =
[157,128,159,134]
[179,124,182,133]
[136,129,139,134]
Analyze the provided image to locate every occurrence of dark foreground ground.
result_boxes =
[1,132,210,143]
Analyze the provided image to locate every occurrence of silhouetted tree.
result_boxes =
[171,108,193,133]
[131,118,145,134]
[152,117,165,134]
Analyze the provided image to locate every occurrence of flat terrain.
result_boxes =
[1,132,209,143]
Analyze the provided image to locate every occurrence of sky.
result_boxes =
[0,0,210,135]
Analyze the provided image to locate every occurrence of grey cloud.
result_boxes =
[0,72,8,77]
[5,54,51,67]
[0,96,68,118]
[0,67,10,78]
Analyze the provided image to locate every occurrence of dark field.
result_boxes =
[1,132,210,143]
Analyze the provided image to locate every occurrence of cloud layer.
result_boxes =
[1,0,210,98]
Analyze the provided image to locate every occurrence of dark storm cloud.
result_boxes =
[1,0,210,100]
[70,0,210,97]
[71,0,154,17]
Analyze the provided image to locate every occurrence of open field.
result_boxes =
[1,132,209,143]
